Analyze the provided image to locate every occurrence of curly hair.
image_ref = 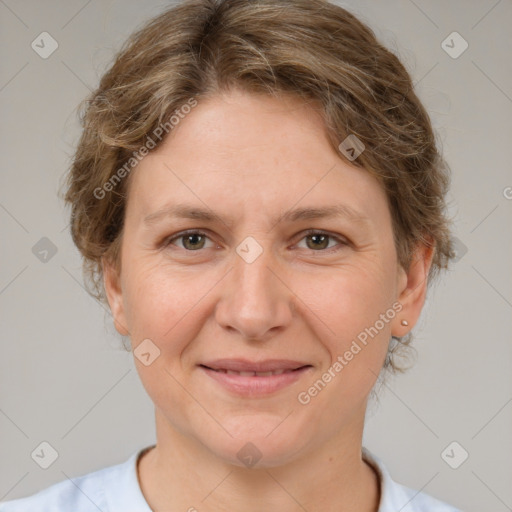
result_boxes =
[60,0,455,373]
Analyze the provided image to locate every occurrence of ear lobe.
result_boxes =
[102,256,130,336]
[391,243,435,337]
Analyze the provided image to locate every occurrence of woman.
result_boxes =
[0,0,461,510]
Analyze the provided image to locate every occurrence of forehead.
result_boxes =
[125,90,389,226]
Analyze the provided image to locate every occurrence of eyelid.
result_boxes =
[165,229,217,249]
[294,229,349,251]
[164,228,349,252]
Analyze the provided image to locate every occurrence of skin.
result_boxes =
[103,88,434,512]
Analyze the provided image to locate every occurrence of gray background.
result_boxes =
[1,1,511,511]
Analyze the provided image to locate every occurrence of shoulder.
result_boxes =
[0,448,151,512]
[386,479,462,512]
[0,467,111,512]
[362,447,463,512]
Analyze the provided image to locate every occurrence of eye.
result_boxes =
[165,230,216,251]
[164,229,348,253]
[296,230,348,252]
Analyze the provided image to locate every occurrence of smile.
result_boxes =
[207,368,298,376]
[199,359,313,396]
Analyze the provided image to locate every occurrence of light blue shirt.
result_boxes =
[0,445,462,511]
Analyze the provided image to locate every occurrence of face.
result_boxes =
[104,89,431,468]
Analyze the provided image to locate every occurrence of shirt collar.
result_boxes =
[362,446,421,512]
[112,444,417,512]
[105,445,154,512]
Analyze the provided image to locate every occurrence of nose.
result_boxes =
[214,239,294,342]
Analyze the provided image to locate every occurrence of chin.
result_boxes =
[199,414,313,469]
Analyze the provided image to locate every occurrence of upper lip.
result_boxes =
[200,359,311,372]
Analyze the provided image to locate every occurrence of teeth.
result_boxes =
[215,368,296,376]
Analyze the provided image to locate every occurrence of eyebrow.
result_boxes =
[142,203,371,228]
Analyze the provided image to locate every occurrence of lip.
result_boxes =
[199,359,313,396]
[201,358,310,373]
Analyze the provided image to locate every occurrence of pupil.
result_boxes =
[310,234,328,249]
[185,234,203,249]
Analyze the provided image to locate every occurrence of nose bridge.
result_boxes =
[216,235,292,340]
[235,240,275,299]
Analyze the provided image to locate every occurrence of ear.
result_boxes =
[102,256,130,336]
[391,242,435,337]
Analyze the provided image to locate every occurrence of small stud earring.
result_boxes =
[401,319,409,326]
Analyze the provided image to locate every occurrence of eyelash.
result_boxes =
[163,229,349,254]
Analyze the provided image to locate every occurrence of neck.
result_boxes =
[138,408,380,512]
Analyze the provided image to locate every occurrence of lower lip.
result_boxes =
[199,366,312,396]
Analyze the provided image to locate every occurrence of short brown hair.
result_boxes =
[60,0,455,372]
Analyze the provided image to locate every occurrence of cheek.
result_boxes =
[121,264,203,406]
[298,259,396,339]
[295,261,395,386]
[291,272,393,425]
[122,261,214,350]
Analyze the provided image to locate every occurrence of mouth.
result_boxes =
[202,367,303,376]
[198,359,313,396]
